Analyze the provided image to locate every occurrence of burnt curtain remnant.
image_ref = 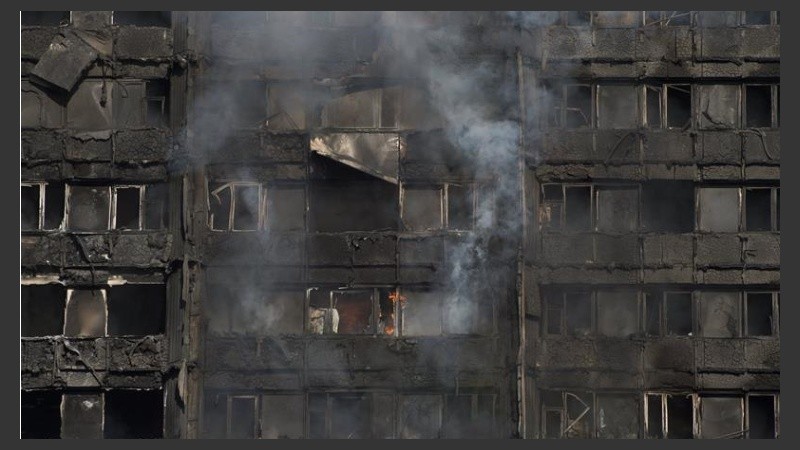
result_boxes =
[21,11,779,439]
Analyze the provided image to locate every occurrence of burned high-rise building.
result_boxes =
[21,11,780,439]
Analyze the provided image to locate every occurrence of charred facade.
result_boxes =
[21,11,779,439]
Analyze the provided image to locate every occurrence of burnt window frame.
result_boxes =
[305,287,398,337]
[207,181,266,232]
[744,291,780,338]
[538,182,640,232]
[540,390,597,438]
[400,182,479,232]
[226,394,259,439]
[743,84,779,129]
[595,83,641,129]
[740,11,779,26]
[644,290,695,337]
[544,289,641,338]
[397,287,495,337]
[111,185,146,231]
[110,11,172,27]
[644,392,696,439]
[745,393,779,439]
[443,392,496,438]
[64,184,112,232]
[64,288,108,338]
[21,182,47,231]
[21,78,67,128]
[697,185,779,233]
[698,394,746,439]
[643,84,694,129]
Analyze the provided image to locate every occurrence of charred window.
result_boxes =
[145,79,170,127]
[265,186,305,231]
[61,393,104,438]
[697,85,740,129]
[21,390,62,438]
[642,181,695,232]
[113,11,171,27]
[21,284,66,337]
[308,393,382,439]
[745,187,779,231]
[22,182,67,231]
[645,83,693,129]
[208,182,263,231]
[644,291,693,337]
[697,187,740,232]
[444,394,494,438]
[541,391,594,438]
[546,288,640,337]
[402,183,476,231]
[697,11,739,27]
[596,394,639,438]
[104,390,164,438]
[745,85,776,128]
[66,185,111,231]
[645,393,694,438]
[227,396,258,439]
[700,396,744,438]
[644,11,692,26]
[564,85,592,128]
[746,292,778,337]
[308,288,397,336]
[261,394,304,439]
[21,11,70,26]
[747,394,777,439]
[698,291,741,338]
[112,186,143,230]
[539,183,639,232]
[308,154,398,232]
[401,290,443,337]
[64,289,107,337]
[593,11,639,28]
[107,284,165,336]
[597,85,638,128]
[399,395,442,438]
[206,279,305,336]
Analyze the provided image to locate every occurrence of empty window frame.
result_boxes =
[645,84,692,129]
[103,389,164,438]
[539,183,639,232]
[400,289,493,337]
[545,289,639,337]
[321,87,409,129]
[546,83,593,128]
[745,292,779,337]
[747,394,778,439]
[444,394,495,438]
[697,11,777,27]
[644,291,693,337]
[643,11,693,26]
[593,11,639,28]
[744,84,779,129]
[563,11,592,26]
[645,393,694,439]
[106,283,166,336]
[112,11,171,27]
[742,11,777,26]
[401,183,477,231]
[260,394,305,439]
[61,393,104,439]
[145,79,170,127]
[307,288,395,336]
[21,390,62,438]
[541,391,595,438]
[21,284,67,337]
[745,187,780,232]
[208,182,264,231]
[698,186,780,232]
[21,182,65,231]
[641,181,695,232]
[113,79,170,128]
[596,394,640,438]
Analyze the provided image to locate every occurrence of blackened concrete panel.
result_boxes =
[701,131,741,164]
[111,233,172,266]
[595,235,640,266]
[744,339,780,371]
[696,234,742,266]
[643,131,694,163]
[115,27,173,59]
[743,130,779,164]
[642,234,693,266]
[22,130,65,161]
[743,234,780,266]
[540,233,594,265]
[114,129,170,162]
[644,339,694,371]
